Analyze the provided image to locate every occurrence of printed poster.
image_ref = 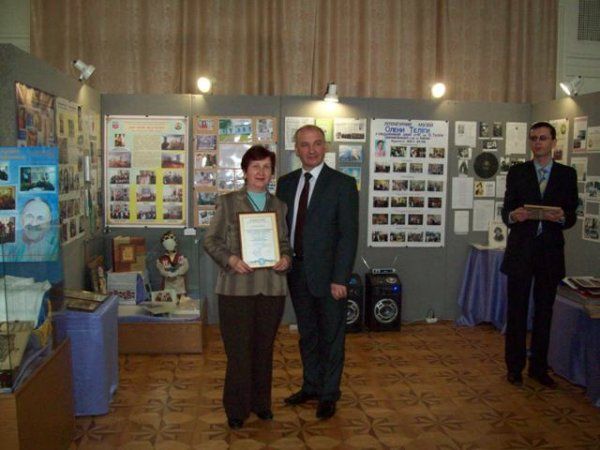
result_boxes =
[368,119,449,247]
[0,146,59,262]
[15,82,56,147]
[105,115,188,227]
[549,118,569,162]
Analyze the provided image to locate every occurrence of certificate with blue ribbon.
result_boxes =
[238,212,280,268]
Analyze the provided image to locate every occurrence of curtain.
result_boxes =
[31,0,557,103]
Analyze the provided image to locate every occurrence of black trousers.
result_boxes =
[218,294,285,420]
[288,260,347,402]
[505,238,558,375]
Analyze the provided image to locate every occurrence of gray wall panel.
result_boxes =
[0,44,101,290]
[532,92,600,277]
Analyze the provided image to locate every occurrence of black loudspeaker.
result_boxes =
[365,273,402,331]
[346,273,363,333]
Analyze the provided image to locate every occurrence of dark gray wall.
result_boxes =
[532,92,600,277]
[0,44,102,290]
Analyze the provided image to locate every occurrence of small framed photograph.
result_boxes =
[488,221,507,248]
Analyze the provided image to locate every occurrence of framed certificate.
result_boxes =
[238,212,280,268]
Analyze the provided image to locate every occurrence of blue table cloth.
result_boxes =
[54,295,119,416]
[549,295,600,407]
[456,246,510,329]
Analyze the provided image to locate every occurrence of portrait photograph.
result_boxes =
[161,152,185,169]
[19,165,56,192]
[390,146,407,157]
[0,186,16,210]
[108,150,131,168]
[196,134,217,151]
[0,216,16,243]
[161,134,185,150]
[391,196,407,207]
[163,204,183,220]
[393,162,407,173]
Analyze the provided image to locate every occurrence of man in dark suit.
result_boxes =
[276,125,358,419]
[501,121,578,388]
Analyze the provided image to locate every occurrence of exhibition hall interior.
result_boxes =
[0,0,599,448]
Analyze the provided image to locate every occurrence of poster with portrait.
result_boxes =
[0,146,59,262]
[548,118,569,162]
[104,115,188,227]
[15,82,56,147]
[369,119,449,247]
[193,116,278,227]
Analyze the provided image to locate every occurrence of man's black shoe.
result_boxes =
[254,409,274,420]
[284,390,318,405]
[506,372,523,386]
[528,371,557,388]
[227,418,243,429]
[316,400,336,419]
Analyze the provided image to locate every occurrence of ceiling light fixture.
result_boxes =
[431,82,446,99]
[72,59,95,81]
[324,82,339,103]
[559,76,583,96]
[197,77,212,94]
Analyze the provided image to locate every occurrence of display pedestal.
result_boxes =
[0,340,74,450]
[118,298,207,354]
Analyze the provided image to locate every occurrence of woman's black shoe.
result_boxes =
[227,418,243,429]
[255,409,274,420]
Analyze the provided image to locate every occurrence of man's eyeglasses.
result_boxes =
[528,135,552,142]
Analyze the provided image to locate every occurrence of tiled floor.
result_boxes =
[72,322,600,449]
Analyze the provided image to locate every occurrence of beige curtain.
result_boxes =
[31,0,557,103]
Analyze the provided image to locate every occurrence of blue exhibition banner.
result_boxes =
[0,147,59,262]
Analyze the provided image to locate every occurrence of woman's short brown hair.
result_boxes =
[241,145,276,172]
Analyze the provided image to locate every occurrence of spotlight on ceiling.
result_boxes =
[324,82,339,103]
[559,76,583,96]
[431,82,446,99]
[197,77,212,94]
[72,59,95,82]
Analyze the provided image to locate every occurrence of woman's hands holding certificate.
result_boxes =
[272,255,291,272]
[228,255,253,274]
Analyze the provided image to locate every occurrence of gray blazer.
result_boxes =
[203,188,292,296]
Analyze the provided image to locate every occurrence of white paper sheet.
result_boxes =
[454,210,469,234]
[452,177,474,209]
[473,199,495,231]
[455,121,477,147]
[505,122,527,155]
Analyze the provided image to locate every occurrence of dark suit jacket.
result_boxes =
[276,164,359,297]
[500,160,578,283]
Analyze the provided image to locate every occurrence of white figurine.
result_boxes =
[156,231,189,297]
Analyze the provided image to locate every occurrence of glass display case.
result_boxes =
[0,146,61,392]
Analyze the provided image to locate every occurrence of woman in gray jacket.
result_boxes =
[204,145,291,429]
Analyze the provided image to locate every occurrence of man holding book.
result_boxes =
[501,121,578,388]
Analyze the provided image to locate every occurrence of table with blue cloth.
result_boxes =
[548,294,600,407]
[54,295,119,416]
[456,245,510,330]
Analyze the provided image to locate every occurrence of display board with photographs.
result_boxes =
[369,119,449,247]
[104,115,188,227]
[56,98,86,244]
[193,116,277,227]
[0,147,59,262]
[15,82,56,147]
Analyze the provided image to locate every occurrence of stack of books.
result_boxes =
[560,277,600,318]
